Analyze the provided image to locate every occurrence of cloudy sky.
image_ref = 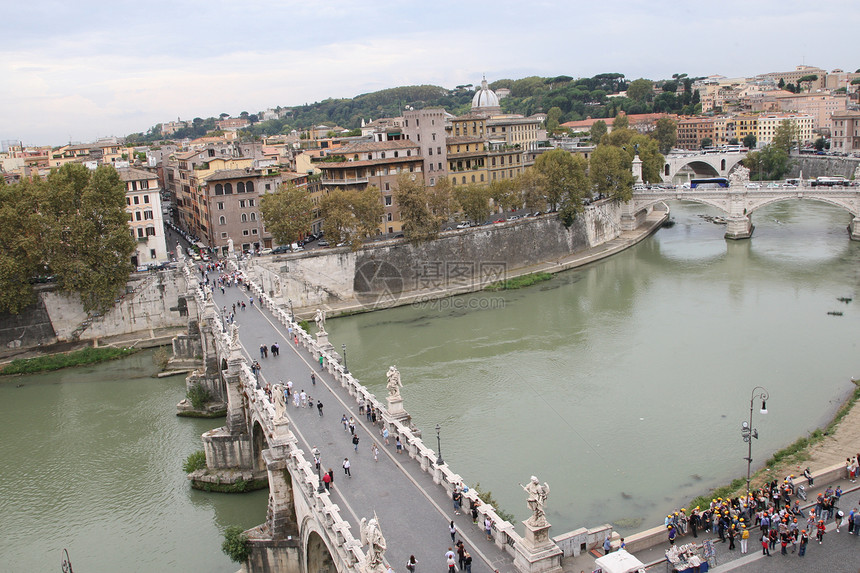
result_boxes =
[3,0,857,146]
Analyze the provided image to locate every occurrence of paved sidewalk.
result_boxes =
[214,283,515,573]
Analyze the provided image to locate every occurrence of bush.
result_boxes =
[183,450,206,473]
[221,525,251,563]
[152,346,171,370]
[474,482,516,523]
[485,272,553,291]
[187,383,212,409]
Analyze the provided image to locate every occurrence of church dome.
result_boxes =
[471,77,500,110]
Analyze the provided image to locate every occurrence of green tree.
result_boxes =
[546,106,563,133]
[744,146,791,181]
[772,119,799,154]
[488,178,520,213]
[43,164,136,313]
[515,169,548,213]
[797,74,818,92]
[0,179,49,313]
[628,135,664,183]
[453,183,492,225]
[393,173,438,242]
[589,120,608,143]
[742,133,757,150]
[349,186,384,243]
[533,149,588,213]
[320,190,356,246]
[813,137,827,151]
[590,145,634,202]
[700,137,713,149]
[626,79,654,102]
[612,113,630,131]
[652,118,678,154]
[259,182,314,245]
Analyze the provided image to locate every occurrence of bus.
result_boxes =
[811,176,847,187]
[690,177,729,189]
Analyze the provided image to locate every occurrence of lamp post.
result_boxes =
[316,458,326,494]
[435,424,444,465]
[742,386,769,500]
[288,298,294,322]
[342,344,348,373]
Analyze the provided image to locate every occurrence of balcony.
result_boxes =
[321,177,369,186]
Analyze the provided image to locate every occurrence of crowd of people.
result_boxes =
[662,464,859,562]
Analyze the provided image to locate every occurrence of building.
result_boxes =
[118,167,169,268]
[830,111,860,153]
[677,116,716,149]
[756,65,827,90]
[216,118,251,131]
[756,114,815,146]
[402,108,449,186]
[316,139,424,234]
[774,93,848,132]
[200,169,274,255]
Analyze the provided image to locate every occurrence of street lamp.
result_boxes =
[342,344,348,374]
[435,424,444,465]
[316,459,326,494]
[288,298,294,321]
[742,386,769,500]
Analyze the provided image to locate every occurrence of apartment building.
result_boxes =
[756,114,815,146]
[402,108,449,186]
[118,167,169,267]
[830,111,860,152]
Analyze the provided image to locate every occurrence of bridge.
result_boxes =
[623,184,860,240]
[171,258,610,573]
[661,151,747,184]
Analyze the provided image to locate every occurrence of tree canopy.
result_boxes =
[0,164,135,314]
[259,182,314,245]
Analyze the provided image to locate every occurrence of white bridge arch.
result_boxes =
[662,151,748,183]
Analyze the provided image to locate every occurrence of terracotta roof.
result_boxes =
[175,150,207,160]
[117,167,158,181]
[203,169,259,182]
[339,140,420,153]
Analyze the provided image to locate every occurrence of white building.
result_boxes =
[118,167,169,268]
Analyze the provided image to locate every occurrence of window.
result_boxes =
[384,182,390,191]
[137,228,145,238]
[126,197,131,206]
[219,216,226,225]
[432,133,436,141]
[145,226,156,236]
[224,183,233,194]
[239,200,246,208]
[385,196,392,206]
[429,148,433,156]
[387,213,392,221]
[215,184,223,195]
[133,195,140,205]
[381,152,386,158]
[241,213,247,223]
[144,210,153,220]
[221,232,228,239]
[251,228,258,235]
[135,211,142,221]
[437,147,441,155]
[243,229,249,236]
[248,199,254,206]
[143,195,149,203]
[237,182,246,193]
[217,202,225,210]
[250,213,256,221]
[150,249,156,259]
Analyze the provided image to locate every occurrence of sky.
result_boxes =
[3,0,858,147]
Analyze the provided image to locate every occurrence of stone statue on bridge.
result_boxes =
[272,383,287,423]
[386,366,402,400]
[359,514,386,571]
[729,164,750,185]
[314,308,326,334]
[520,475,550,527]
[227,238,235,256]
[177,243,185,261]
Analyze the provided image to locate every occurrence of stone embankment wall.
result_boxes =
[0,269,190,351]
[788,155,860,179]
[251,200,624,311]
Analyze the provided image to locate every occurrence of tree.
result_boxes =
[349,186,384,244]
[426,178,456,222]
[590,145,634,202]
[728,138,739,146]
[777,78,785,90]
[546,106,563,133]
[488,178,519,213]
[393,173,438,242]
[43,164,136,313]
[742,133,757,150]
[0,179,48,313]
[612,113,629,131]
[219,113,230,120]
[320,190,355,246]
[772,119,799,154]
[798,74,818,92]
[590,120,607,143]
[533,149,588,214]
[259,182,314,245]
[626,79,654,102]
[628,135,664,183]
[661,80,679,93]
[652,118,677,154]
[744,145,791,181]
[813,137,827,151]
[700,137,713,149]
[453,183,492,225]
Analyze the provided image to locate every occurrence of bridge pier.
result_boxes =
[619,200,648,232]
[724,215,754,240]
[850,217,860,241]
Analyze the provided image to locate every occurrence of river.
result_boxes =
[0,200,857,571]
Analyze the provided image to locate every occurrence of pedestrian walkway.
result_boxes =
[213,282,515,572]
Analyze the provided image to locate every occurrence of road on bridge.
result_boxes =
[211,277,516,573]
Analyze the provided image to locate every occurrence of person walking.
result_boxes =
[463,551,472,573]
[740,524,749,554]
[341,414,349,432]
[395,436,403,454]
[761,534,770,556]
[352,433,359,452]
[382,426,390,445]
[816,520,826,544]
[317,400,324,417]
[445,548,456,573]
[798,529,808,556]
[342,458,351,478]
[603,536,612,555]
[371,443,379,462]
[319,355,324,370]
[311,372,316,386]
[322,470,332,491]
[405,554,417,573]
[449,520,456,543]
[348,416,356,435]
[484,517,493,540]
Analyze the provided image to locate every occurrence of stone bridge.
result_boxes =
[661,151,747,184]
[172,261,612,573]
[622,184,860,240]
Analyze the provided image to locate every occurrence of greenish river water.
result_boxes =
[0,200,857,571]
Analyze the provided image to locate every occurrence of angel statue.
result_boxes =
[520,475,550,527]
[359,514,386,569]
[386,365,402,400]
[314,308,326,333]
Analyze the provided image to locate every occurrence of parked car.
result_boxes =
[260,248,273,255]
[272,245,290,254]
[317,240,330,247]
[494,219,506,224]
[508,215,520,221]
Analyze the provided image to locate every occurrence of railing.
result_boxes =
[320,177,369,185]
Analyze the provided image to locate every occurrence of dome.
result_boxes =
[471,77,500,111]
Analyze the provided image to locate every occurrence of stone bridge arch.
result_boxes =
[304,520,337,573]
[745,194,860,217]
[663,153,747,183]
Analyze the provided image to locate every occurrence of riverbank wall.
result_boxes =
[246,199,665,318]
[0,268,190,357]
[788,155,860,179]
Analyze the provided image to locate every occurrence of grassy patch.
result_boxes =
[177,408,226,419]
[0,347,139,376]
[183,450,207,473]
[484,272,553,291]
[192,477,268,493]
[222,525,251,563]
